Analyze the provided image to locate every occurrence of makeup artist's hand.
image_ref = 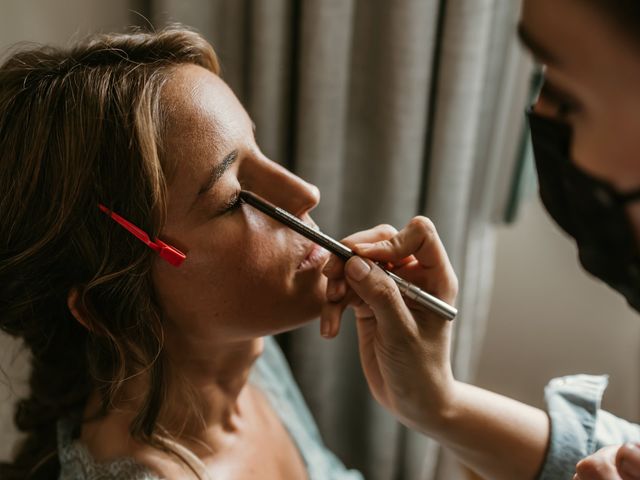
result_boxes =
[574,444,640,480]
[321,217,458,432]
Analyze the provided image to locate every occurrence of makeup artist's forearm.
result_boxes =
[427,382,549,480]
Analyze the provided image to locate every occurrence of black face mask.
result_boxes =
[527,109,640,312]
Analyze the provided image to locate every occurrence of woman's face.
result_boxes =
[151,64,328,345]
[521,0,640,240]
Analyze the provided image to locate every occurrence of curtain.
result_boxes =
[0,0,531,478]
[0,0,531,477]
[150,0,532,478]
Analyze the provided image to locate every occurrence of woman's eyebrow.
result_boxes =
[517,22,561,67]
[197,149,239,196]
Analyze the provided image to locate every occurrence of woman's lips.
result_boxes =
[297,243,330,270]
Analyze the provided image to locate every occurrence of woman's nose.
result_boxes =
[249,157,320,218]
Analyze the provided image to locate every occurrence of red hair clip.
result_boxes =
[98,204,186,267]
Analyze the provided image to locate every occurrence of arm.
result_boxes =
[438,382,549,480]
[321,218,549,480]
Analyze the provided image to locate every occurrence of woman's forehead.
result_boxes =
[163,64,251,149]
[520,0,600,68]
[521,0,640,96]
[160,65,253,187]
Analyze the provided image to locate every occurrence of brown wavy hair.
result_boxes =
[0,26,218,478]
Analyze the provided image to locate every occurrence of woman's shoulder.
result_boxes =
[57,417,163,480]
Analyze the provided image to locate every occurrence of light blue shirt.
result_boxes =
[58,336,363,480]
[538,374,640,479]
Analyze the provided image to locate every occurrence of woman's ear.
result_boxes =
[67,287,92,331]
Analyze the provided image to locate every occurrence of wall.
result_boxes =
[0,0,131,53]
[476,196,640,422]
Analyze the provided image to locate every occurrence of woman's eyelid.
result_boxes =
[542,81,575,102]
[540,68,582,105]
[215,175,245,213]
[217,188,244,215]
[206,146,251,207]
[538,82,582,118]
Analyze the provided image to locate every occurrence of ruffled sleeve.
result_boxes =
[537,374,640,480]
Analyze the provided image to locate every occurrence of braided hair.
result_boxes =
[0,26,218,479]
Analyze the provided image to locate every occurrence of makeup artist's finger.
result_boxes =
[344,257,415,338]
[321,287,349,339]
[341,223,399,247]
[322,254,344,279]
[354,217,449,270]
[326,278,347,302]
[322,224,399,279]
[321,287,366,339]
[617,443,640,479]
[320,302,342,338]
[332,289,363,337]
[351,298,375,319]
[320,298,346,338]
[575,446,622,480]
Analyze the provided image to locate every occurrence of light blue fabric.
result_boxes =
[58,336,363,480]
[538,374,640,480]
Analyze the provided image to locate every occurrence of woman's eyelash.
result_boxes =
[222,191,244,214]
[539,81,580,116]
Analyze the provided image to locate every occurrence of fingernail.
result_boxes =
[346,257,371,281]
[321,321,330,338]
[355,243,374,251]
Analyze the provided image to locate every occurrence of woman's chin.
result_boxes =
[268,316,318,337]
[266,287,327,336]
[232,273,328,339]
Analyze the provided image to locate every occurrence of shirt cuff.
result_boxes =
[537,374,609,480]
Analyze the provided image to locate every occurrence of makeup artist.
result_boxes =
[322,1,640,479]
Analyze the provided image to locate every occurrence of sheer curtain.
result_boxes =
[150,0,531,478]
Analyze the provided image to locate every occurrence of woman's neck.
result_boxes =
[162,335,265,435]
[83,336,265,456]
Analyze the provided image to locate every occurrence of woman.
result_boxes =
[0,27,362,479]
[321,0,640,479]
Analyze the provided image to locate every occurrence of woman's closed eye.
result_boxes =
[539,80,582,118]
[219,190,244,215]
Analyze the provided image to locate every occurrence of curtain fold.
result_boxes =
[293,0,355,230]
[151,1,530,478]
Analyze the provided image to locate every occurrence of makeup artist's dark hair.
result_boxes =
[587,0,640,44]
[0,26,218,479]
